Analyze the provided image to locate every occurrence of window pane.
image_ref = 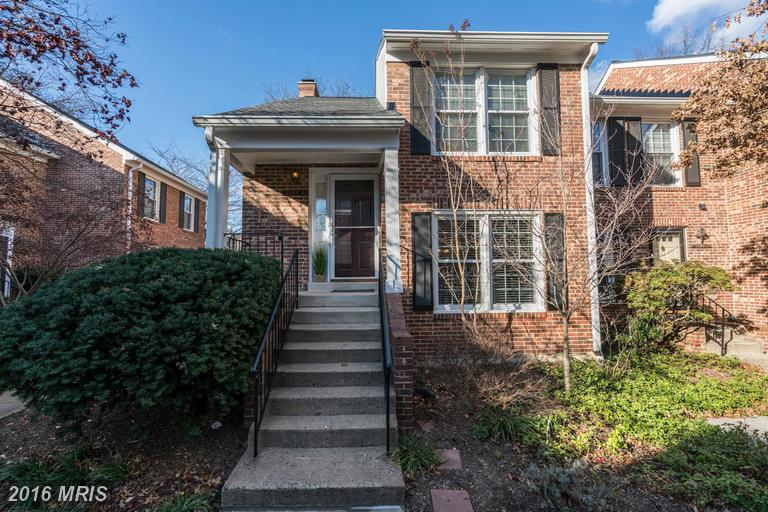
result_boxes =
[643,123,676,185]
[491,218,533,260]
[488,113,529,153]
[487,73,528,111]
[144,179,157,219]
[438,262,479,305]
[437,217,480,260]
[435,74,476,111]
[592,152,604,185]
[492,262,535,304]
[436,113,477,152]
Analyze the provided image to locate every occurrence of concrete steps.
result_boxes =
[275,362,383,387]
[221,288,404,511]
[706,333,765,356]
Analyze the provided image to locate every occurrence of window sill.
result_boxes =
[430,154,542,163]
[650,185,684,191]
[433,306,547,316]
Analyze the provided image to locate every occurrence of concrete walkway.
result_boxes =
[707,416,768,436]
[0,392,24,419]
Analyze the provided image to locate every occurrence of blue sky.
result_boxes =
[94,0,751,163]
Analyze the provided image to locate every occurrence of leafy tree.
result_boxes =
[673,0,768,178]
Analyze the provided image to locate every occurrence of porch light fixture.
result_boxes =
[695,227,709,245]
[291,170,301,183]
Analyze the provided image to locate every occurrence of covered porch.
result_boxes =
[192,91,404,291]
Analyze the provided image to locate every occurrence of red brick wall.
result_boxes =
[387,61,595,361]
[130,170,205,250]
[242,164,377,288]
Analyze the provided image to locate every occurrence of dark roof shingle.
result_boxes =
[213,97,400,117]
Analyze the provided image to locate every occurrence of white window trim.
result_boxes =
[431,210,545,314]
[182,194,194,232]
[431,67,539,157]
[0,224,14,298]
[642,119,681,187]
[593,121,610,188]
[144,177,160,221]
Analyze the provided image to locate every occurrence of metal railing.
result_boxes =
[225,232,285,268]
[378,254,394,453]
[698,294,736,356]
[251,249,299,457]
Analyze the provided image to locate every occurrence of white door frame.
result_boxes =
[308,168,379,285]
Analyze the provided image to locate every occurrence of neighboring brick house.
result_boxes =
[594,54,767,352]
[194,30,609,360]
[0,82,206,298]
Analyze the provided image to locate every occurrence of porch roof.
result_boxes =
[192,97,403,128]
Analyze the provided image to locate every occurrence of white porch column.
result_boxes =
[383,148,402,292]
[205,145,230,249]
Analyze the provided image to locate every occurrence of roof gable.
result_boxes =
[597,55,722,97]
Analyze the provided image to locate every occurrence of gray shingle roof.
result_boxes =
[213,97,401,118]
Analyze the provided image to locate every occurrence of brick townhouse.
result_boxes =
[594,55,767,353]
[0,82,206,298]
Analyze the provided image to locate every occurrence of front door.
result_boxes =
[333,179,375,278]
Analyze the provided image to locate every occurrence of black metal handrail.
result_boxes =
[251,249,299,457]
[225,232,285,268]
[698,294,736,356]
[379,254,394,453]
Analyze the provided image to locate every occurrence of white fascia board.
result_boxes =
[381,29,609,44]
[192,116,405,129]
[597,96,687,106]
[125,159,207,201]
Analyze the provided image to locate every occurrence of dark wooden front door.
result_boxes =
[333,179,375,278]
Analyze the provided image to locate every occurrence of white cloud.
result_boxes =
[647,0,766,48]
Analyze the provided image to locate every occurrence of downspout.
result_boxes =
[580,42,603,356]
[125,162,142,253]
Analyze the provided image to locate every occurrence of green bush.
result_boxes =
[622,262,734,349]
[391,434,443,478]
[0,248,281,430]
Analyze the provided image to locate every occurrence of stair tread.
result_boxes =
[295,306,380,314]
[224,447,403,491]
[261,414,395,431]
[289,323,380,330]
[283,341,381,351]
[277,362,382,373]
[270,386,387,400]
[300,291,378,297]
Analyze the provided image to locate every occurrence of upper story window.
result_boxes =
[433,68,536,156]
[487,73,530,153]
[592,122,606,186]
[182,194,194,230]
[143,177,159,220]
[435,73,477,152]
[642,122,679,186]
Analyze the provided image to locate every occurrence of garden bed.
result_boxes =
[404,353,768,512]
[0,408,247,510]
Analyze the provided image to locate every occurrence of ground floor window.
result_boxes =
[433,210,544,313]
[653,228,686,264]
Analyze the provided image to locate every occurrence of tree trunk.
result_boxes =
[562,314,571,391]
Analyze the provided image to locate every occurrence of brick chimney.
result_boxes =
[298,78,319,98]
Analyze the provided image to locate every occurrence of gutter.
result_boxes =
[124,162,143,253]
[191,116,405,129]
[580,42,603,356]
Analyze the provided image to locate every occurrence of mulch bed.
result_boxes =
[405,365,693,512]
[0,408,248,510]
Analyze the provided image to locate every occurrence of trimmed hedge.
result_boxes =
[0,248,281,429]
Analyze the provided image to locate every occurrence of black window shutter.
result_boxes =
[412,212,433,310]
[538,64,561,156]
[137,171,146,218]
[178,191,185,228]
[682,121,701,187]
[193,198,201,233]
[410,61,432,155]
[0,235,8,297]
[544,213,565,311]
[159,182,167,224]
[625,118,644,184]
[607,117,627,187]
